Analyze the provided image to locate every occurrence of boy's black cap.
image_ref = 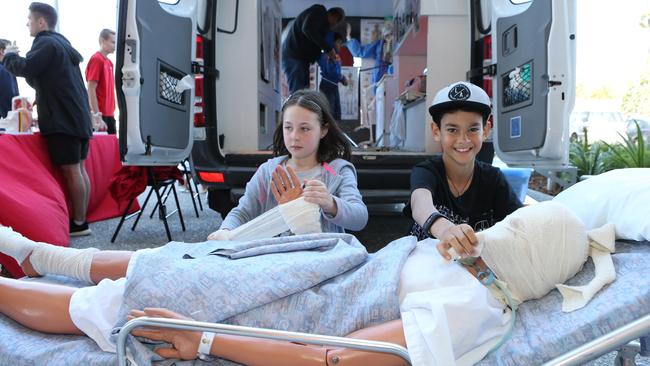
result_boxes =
[429,81,492,123]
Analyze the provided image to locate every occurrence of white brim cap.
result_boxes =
[429,81,492,123]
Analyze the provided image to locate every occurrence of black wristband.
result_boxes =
[422,212,448,239]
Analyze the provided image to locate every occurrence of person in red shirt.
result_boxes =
[85,29,116,134]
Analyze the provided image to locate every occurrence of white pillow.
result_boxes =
[553,168,650,241]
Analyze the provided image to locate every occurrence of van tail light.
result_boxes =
[482,35,493,98]
[194,35,206,127]
[198,171,225,183]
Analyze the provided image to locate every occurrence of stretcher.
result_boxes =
[0,239,648,366]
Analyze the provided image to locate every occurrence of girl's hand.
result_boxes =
[271,166,303,204]
[207,229,230,241]
[128,308,202,360]
[435,223,478,261]
[303,179,337,216]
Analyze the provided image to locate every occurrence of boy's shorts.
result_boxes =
[45,133,90,165]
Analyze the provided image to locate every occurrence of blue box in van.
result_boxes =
[499,167,533,203]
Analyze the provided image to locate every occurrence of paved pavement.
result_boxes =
[69,185,649,366]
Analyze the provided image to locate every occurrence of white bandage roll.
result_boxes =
[227,206,290,241]
[278,197,322,235]
[215,197,322,242]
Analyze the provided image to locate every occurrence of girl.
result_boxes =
[208,89,368,240]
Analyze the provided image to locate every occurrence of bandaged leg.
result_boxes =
[30,245,99,284]
[222,197,322,241]
[0,226,39,265]
[0,226,97,283]
[556,223,616,312]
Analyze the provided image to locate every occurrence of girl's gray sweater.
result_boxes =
[220,156,368,233]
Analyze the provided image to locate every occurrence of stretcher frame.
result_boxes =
[117,314,650,366]
[116,317,412,366]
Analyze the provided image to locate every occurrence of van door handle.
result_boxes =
[125,39,137,63]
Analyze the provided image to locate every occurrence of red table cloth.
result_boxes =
[0,133,138,277]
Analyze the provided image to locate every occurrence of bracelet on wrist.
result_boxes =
[197,331,215,361]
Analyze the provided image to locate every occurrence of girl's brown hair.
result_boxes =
[273,89,351,162]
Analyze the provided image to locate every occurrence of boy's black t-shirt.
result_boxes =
[404,156,523,240]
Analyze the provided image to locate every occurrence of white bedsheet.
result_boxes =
[399,240,511,366]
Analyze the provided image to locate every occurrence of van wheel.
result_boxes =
[208,189,235,218]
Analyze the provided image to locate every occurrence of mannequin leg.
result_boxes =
[22,250,133,283]
[211,319,407,366]
[0,276,82,335]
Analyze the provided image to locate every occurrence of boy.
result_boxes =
[404,81,522,260]
[86,29,116,134]
[317,32,347,120]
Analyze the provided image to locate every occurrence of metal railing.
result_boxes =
[543,313,650,366]
[117,317,412,366]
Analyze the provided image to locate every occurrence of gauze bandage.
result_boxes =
[219,197,322,241]
[0,226,39,265]
[555,223,616,312]
[471,201,615,312]
[0,226,97,283]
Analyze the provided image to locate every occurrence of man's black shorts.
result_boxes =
[45,134,90,165]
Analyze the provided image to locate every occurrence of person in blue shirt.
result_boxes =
[0,39,20,119]
[345,23,392,88]
[317,32,347,120]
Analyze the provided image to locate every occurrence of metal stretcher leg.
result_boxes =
[614,342,641,366]
[640,334,650,357]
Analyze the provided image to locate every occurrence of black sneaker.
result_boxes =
[70,221,92,236]
[0,264,12,278]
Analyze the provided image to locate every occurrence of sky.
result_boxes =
[0,0,648,106]
[0,0,118,102]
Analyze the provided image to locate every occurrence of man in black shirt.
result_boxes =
[404,81,522,260]
[4,3,93,236]
[282,5,345,93]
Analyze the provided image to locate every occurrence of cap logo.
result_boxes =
[448,84,471,101]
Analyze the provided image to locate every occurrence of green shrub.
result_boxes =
[569,129,607,176]
[603,121,649,169]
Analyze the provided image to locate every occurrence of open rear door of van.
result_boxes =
[116,0,198,165]
[490,0,576,167]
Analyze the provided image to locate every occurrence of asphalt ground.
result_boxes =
[69,184,649,366]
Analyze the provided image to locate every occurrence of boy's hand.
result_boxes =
[303,179,337,216]
[340,76,348,86]
[271,165,303,204]
[436,224,478,261]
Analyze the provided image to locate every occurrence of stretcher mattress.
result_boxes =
[0,240,647,366]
